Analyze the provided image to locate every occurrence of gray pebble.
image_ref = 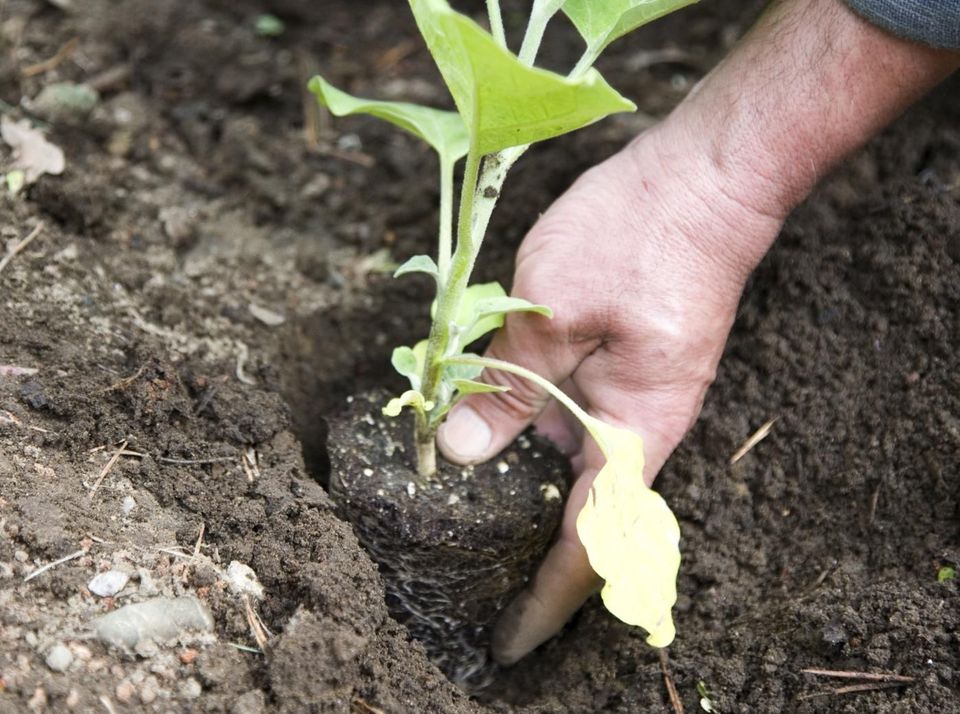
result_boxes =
[179,677,202,699]
[45,643,73,672]
[93,596,213,649]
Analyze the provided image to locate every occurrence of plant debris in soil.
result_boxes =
[1,0,958,712]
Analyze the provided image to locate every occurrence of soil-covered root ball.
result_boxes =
[327,391,570,688]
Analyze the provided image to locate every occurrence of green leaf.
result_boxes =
[391,341,429,390]
[394,254,440,282]
[456,282,507,346]
[452,379,509,395]
[383,389,434,418]
[308,75,469,166]
[472,296,553,321]
[409,0,636,154]
[563,0,700,56]
[391,346,420,379]
[938,566,956,582]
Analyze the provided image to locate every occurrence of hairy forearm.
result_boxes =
[663,0,958,270]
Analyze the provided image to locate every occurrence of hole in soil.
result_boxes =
[273,277,571,697]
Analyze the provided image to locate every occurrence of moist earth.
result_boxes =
[0,0,957,712]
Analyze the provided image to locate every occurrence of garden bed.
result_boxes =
[0,0,957,711]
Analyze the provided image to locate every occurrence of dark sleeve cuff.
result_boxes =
[845,0,960,50]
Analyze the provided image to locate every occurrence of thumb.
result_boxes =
[437,313,584,465]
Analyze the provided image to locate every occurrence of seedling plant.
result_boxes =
[311,0,695,649]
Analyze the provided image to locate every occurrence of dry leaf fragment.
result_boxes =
[1,117,65,182]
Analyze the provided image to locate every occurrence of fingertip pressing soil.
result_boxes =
[1,0,958,712]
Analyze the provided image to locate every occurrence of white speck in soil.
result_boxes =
[362,468,374,477]
[406,482,416,498]
[541,484,561,501]
[376,489,385,497]
[446,494,460,506]
[496,461,509,474]
[362,413,375,426]
[518,435,531,449]
[121,496,137,515]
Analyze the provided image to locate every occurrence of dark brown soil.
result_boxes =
[328,392,569,689]
[0,0,957,712]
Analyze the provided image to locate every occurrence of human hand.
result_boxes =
[437,116,785,664]
[436,0,957,665]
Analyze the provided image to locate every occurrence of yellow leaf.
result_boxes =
[576,416,681,647]
[382,390,434,418]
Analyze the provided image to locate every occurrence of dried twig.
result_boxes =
[157,455,237,466]
[801,669,915,683]
[729,417,778,465]
[0,222,45,276]
[87,439,129,498]
[21,37,79,76]
[242,594,272,654]
[798,681,909,701]
[0,409,52,434]
[352,697,388,714]
[0,365,38,377]
[23,548,86,582]
[100,366,145,393]
[241,448,260,483]
[192,523,205,560]
[659,649,684,714]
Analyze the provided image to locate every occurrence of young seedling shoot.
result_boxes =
[311,0,695,650]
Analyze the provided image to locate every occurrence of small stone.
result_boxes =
[362,468,374,477]
[27,81,99,123]
[406,482,416,498]
[45,642,73,672]
[115,681,136,704]
[27,687,47,712]
[446,494,460,506]
[93,596,213,649]
[65,689,80,708]
[88,570,130,597]
[14,549,28,562]
[25,631,38,647]
[248,303,286,327]
[231,689,267,714]
[179,677,202,699]
[496,460,509,474]
[225,561,264,600]
[137,568,160,597]
[179,648,198,665]
[139,676,159,704]
[121,496,137,516]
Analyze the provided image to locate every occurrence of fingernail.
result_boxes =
[438,405,491,463]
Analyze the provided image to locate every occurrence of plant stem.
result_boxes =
[446,355,593,427]
[437,158,454,282]
[518,0,565,66]
[486,0,506,49]
[415,148,483,476]
[570,44,601,79]
[411,40,602,477]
